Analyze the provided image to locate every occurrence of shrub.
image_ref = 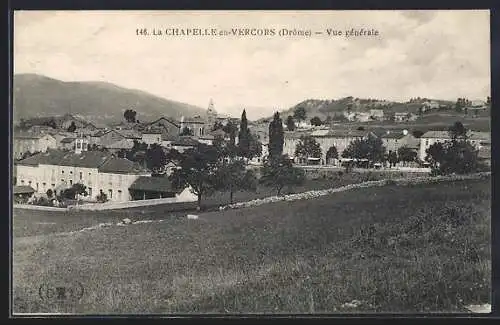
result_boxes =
[96,190,108,203]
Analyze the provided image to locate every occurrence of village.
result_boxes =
[12,96,491,210]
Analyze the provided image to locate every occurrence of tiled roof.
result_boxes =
[161,133,179,141]
[183,116,206,124]
[13,185,36,194]
[98,157,149,174]
[142,130,163,135]
[60,137,76,143]
[14,131,46,139]
[17,149,109,168]
[323,129,368,138]
[172,137,199,146]
[146,117,180,128]
[107,139,135,150]
[381,132,408,139]
[91,129,111,137]
[129,176,175,192]
[117,129,142,139]
[422,130,491,141]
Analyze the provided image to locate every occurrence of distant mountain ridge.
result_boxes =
[13,74,206,124]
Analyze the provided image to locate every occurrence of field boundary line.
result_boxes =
[219,172,491,211]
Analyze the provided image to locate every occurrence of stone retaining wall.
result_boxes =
[219,172,491,211]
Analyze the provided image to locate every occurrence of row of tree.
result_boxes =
[425,122,486,175]
[167,111,304,209]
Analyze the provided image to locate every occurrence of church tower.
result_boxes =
[206,98,217,126]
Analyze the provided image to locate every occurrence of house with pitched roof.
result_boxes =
[418,130,491,161]
[13,132,57,160]
[142,117,180,136]
[380,130,419,153]
[15,143,151,202]
[284,128,376,165]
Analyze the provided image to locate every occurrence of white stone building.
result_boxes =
[418,130,491,161]
[15,142,151,202]
[13,132,57,160]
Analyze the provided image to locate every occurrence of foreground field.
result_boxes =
[13,176,491,314]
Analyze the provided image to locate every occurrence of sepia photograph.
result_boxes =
[11,10,491,315]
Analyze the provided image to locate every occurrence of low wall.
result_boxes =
[13,204,68,212]
[220,172,491,211]
[69,196,197,211]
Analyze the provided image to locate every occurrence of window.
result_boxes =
[79,172,83,180]
[28,181,32,185]
[425,140,429,146]
[69,180,73,185]
[62,170,64,174]
[108,189,113,199]
[42,182,46,186]
[21,180,24,184]
[51,184,55,187]
[88,187,92,197]
[89,172,91,176]
[61,179,65,183]
[70,171,73,174]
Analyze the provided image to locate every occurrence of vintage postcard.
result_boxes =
[12,10,491,315]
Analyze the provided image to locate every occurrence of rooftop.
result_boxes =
[16,149,147,174]
[13,185,36,194]
[129,176,176,192]
[98,157,149,174]
[381,132,410,139]
[60,137,76,143]
[145,117,180,128]
[107,139,135,150]
[421,130,491,141]
[171,137,200,146]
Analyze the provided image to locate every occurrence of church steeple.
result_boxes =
[206,98,217,125]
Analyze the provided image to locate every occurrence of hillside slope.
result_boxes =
[13,74,206,124]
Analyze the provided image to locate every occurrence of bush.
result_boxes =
[96,191,108,203]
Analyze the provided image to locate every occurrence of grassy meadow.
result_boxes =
[13,176,491,314]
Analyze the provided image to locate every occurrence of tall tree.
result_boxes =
[293,106,307,123]
[169,144,220,210]
[294,135,322,162]
[222,120,238,146]
[397,146,417,167]
[260,155,305,195]
[215,158,257,204]
[326,145,338,164]
[124,109,137,123]
[342,137,386,164]
[387,151,399,168]
[145,143,167,175]
[286,115,296,131]
[67,121,77,132]
[448,121,468,141]
[268,112,284,160]
[425,142,445,170]
[237,109,251,158]
[248,134,263,160]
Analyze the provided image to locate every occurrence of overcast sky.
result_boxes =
[14,10,490,119]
